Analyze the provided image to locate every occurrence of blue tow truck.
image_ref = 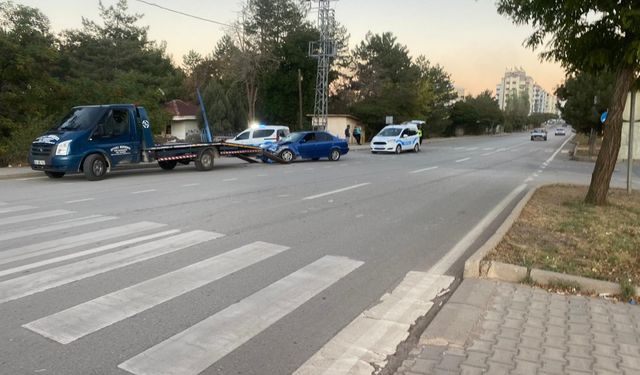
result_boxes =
[29,104,286,180]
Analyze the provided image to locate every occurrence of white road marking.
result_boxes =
[0,230,222,304]
[409,166,439,174]
[65,198,95,204]
[0,210,73,226]
[482,148,494,151]
[533,174,539,177]
[131,189,156,194]
[24,241,290,344]
[0,215,116,243]
[466,147,478,151]
[455,157,470,163]
[118,255,363,375]
[295,272,454,375]
[303,183,370,200]
[544,134,575,165]
[525,177,534,183]
[427,183,528,275]
[0,205,34,214]
[537,170,543,173]
[16,177,47,181]
[182,183,200,187]
[454,147,464,150]
[0,230,177,278]
[481,151,498,156]
[0,222,167,265]
[223,178,238,182]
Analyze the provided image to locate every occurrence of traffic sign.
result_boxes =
[600,111,608,124]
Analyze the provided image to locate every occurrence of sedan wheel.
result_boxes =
[329,149,341,161]
[279,149,294,162]
[395,145,402,154]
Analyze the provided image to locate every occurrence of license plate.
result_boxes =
[33,160,45,166]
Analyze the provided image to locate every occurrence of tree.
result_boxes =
[503,91,530,132]
[450,91,503,135]
[555,71,614,154]
[415,57,457,137]
[497,0,640,205]
[0,1,62,165]
[349,32,421,133]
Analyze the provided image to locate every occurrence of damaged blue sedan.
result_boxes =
[264,131,349,162]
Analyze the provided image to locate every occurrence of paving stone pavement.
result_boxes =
[395,279,640,375]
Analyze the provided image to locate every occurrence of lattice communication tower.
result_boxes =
[308,0,336,130]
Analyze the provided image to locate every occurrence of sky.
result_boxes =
[15,0,566,96]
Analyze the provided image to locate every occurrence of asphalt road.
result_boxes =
[0,131,631,375]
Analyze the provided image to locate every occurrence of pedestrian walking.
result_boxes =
[353,126,362,145]
[344,125,350,141]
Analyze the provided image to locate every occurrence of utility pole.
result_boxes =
[628,91,636,194]
[308,0,336,131]
[298,69,303,130]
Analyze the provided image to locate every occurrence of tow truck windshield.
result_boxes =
[51,107,107,132]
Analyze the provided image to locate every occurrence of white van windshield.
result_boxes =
[378,128,402,137]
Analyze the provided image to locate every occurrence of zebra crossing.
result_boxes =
[0,202,371,374]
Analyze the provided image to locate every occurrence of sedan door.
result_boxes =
[296,133,321,159]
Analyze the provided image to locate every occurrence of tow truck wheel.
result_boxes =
[45,171,65,179]
[83,154,107,181]
[279,149,294,162]
[395,145,402,154]
[195,149,214,171]
[158,160,177,170]
[329,149,341,161]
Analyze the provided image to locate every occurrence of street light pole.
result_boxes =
[628,91,636,194]
[298,69,303,130]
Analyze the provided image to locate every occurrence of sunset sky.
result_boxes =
[16,0,567,96]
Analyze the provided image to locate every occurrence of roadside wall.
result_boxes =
[619,90,640,161]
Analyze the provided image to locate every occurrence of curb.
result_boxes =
[463,185,640,296]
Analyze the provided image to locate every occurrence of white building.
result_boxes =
[496,68,555,115]
[162,100,200,142]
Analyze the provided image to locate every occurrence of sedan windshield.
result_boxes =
[280,132,305,143]
[52,107,107,131]
[378,128,402,137]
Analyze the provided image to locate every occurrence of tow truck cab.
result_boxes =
[29,104,155,179]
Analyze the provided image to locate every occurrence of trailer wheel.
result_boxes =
[45,171,65,179]
[158,160,177,170]
[83,154,107,181]
[195,149,214,171]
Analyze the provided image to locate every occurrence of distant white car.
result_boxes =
[229,125,290,147]
[530,128,547,141]
[555,127,566,136]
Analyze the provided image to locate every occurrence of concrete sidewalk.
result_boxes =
[395,279,640,375]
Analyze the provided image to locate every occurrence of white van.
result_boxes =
[230,125,290,146]
[370,124,420,154]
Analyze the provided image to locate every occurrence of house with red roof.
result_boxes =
[163,100,200,142]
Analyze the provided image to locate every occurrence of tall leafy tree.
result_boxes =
[450,91,503,135]
[415,56,456,136]
[0,1,62,165]
[497,0,640,205]
[503,91,530,131]
[59,0,183,132]
[350,32,421,132]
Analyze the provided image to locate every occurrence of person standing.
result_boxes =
[353,126,361,145]
[417,126,423,144]
[344,125,351,142]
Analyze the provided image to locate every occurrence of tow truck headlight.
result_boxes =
[55,140,72,156]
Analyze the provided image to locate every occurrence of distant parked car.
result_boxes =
[264,131,349,162]
[229,125,289,147]
[555,127,566,136]
[530,128,547,141]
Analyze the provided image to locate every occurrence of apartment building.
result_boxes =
[496,68,557,114]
